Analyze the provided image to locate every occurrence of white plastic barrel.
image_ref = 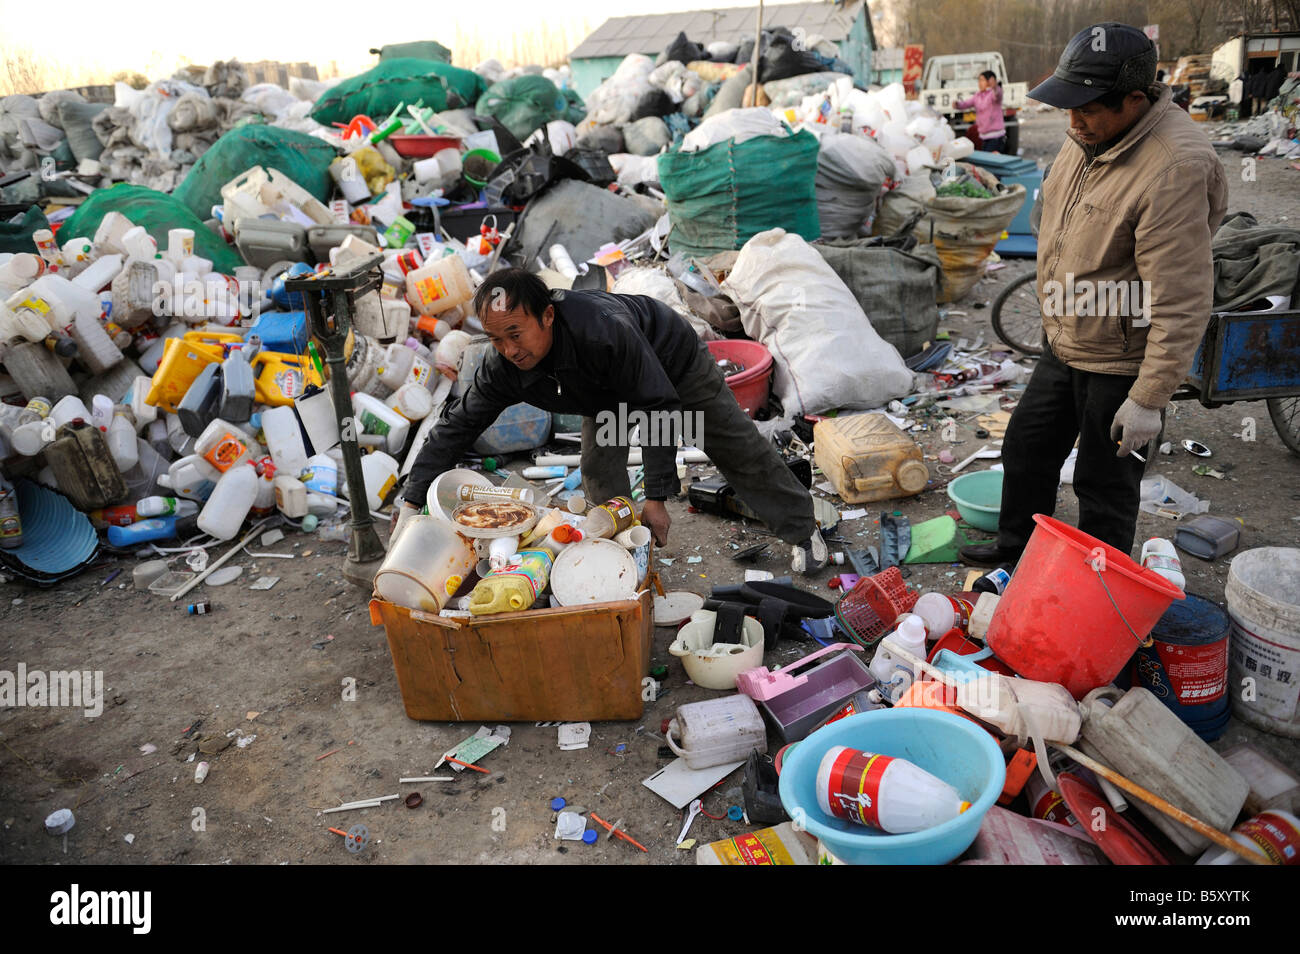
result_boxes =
[1226,547,1300,738]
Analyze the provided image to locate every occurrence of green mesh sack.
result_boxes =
[561,88,587,125]
[475,75,567,141]
[172,125,336,221]
[374,41,451,63]
[60,184,246,274]
[657,129,820,258]
[0,205,50,254]
[311,58,487,127]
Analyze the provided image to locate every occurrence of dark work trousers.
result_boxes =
[580,341,817,544]
[997,341,1149,558]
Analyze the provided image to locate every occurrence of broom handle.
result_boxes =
[1052,743,1272,866]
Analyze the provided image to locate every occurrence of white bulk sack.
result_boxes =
[722,229,913,415]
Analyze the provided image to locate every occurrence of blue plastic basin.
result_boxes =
[778,708,1005,865]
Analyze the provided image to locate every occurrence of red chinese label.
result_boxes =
[825,749,893,829]
[1156,639,1228,704]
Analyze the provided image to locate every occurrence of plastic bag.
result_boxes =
[611,267,719,341]
[584,55,655,127]
[680,107,787,152]
[721,229,913,415]
[623,116,671,156]
[815,132,896,239]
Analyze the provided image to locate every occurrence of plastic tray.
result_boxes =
[148,570,196,597]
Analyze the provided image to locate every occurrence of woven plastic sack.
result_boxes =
[914,185,1026,302]
[658,129,820,259]
[310,58,486,127]
[375,40,452,63]
[475,75,566,142]
[722,228,914,416]
[815,132,895,239]
[172,124,336,221]
[60,184,246,274]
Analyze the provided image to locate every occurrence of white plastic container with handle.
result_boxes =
[198,463,258,541]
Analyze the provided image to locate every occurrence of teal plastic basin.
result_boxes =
[778,708,1005,865]
[947,469,1003,532]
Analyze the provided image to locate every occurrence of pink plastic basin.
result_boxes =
[706,339,773,418]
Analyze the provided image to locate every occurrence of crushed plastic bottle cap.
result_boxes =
[582,829,598,844]
[45,809,75,835]
[550,797,566,811]
[727,806,744,821]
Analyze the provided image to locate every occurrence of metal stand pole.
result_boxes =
[286,256,387,587]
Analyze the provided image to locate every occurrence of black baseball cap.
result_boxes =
[1029,23,1156,108]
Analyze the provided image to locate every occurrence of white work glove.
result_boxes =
[390,500,418,540]
[1110,397,1162,458]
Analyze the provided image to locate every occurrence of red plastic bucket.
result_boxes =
[706,339,773,418]
[986,515,1185,699]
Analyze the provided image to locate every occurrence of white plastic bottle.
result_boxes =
[301,453,338,496]
[912,593,976,637]
[158,453,220,502]
[386,382,434,421]
[106,407,138,471]
[94,211,136,255]
[137,496,199,518]
[352,392,409,455]
[817,746,972,833]
[377,342,434,391]
[71,309,124,374]
[1140,537,1185,590]
[71,253,123,294]
[198,462,258,541]
[358,451,400,511]
[127,376,158,430]
[0,252,44,293]
[50,395,92,429]
[869,614,928,700]
[260,405,310,478]
[194,418,252,474]
[273,475,308,518]
[250,458,277,514]
[120,226,157,261]
[90,394,114,432]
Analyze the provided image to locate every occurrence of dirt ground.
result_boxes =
[1,110,1297,866]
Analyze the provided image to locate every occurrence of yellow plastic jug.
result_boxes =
[147,338,223,413]
[251,351,325,406]
[469,549,553,616]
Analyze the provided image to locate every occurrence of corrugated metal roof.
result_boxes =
[571,1,865,61]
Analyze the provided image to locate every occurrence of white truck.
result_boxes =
[919,52,1028,154]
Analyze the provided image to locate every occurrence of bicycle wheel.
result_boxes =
[1268,397,1300,456]
[991,271,1044,356]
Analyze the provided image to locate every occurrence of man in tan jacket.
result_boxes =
[962,22,1229,567]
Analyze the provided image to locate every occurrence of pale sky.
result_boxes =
[0,0,807,86]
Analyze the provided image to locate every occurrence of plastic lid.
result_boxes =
[582,829,598,844]
[549,797,566,811]
[897,459,930,494]
[1057,773,1170,866]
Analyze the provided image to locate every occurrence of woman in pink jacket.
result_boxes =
[955,71,1006,152]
